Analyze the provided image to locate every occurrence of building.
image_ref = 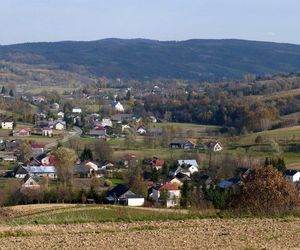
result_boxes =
[89,126,107,138]
[14,128,31,137]
[169,139,195,149]
[72,107,82,114]
[207,141,223,152]
[105,184,145,206]
[57,111,65,119]
[101,118,113,128]
[24,166,57,179]
[1,119,13,130]
[136,126,147,135]
[285,170,300,182]
[152,183,181,208]
[22,174,40,188]
[31,144,44,155]
[112,101,124,112]
[42,127,53,137]
[54,121,66,130]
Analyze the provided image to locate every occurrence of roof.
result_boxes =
[31,144,44,149]
[35,153,48,162]
[159,183,179,191]
[24,166,56,174]
[285,170,300,176]
[170,138,194,145]
[178,160,199,167]
[107,184,130,198]
[23,174,40,183]
[15,165,28,175]
[152,159,164,167]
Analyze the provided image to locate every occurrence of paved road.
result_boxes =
[45,126,82,150]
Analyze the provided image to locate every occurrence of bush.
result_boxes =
[232,166,300,215]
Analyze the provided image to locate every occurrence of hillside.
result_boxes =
[1,39,300,80]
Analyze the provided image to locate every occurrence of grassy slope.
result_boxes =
[4,205,216,225]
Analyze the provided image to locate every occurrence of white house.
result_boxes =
[85,161,98,171]
[207,142,223,152]
[177,160,199,174]
[136,126,147,135]
[121,124,131,132]
[57,111,65,119]
[285,170,300,182]
[22,174,40,188]
[112,101,124,112]
[169,177,183,187]
[152,183,181,208]
[101,118,113,128]
[1,119,13,130]
[72,107,82,114]
[54,121,66,130]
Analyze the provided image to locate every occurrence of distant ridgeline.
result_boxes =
[1,38,300,81]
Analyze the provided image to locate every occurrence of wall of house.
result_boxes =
[127,198,145,207]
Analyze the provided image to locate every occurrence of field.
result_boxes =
[0,204,299,249]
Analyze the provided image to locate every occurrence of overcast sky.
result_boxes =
[0,0,299,45]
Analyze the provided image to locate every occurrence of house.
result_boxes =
[89,126,107,138]
[57,111,65,119]
[112,101,124,112]
[169,139,195,149]
[15,128,31,137]
[22,174,40,188]
[169,177,183,187]
[105,184,145,206]
[54,120,66,130]
[24,166,57,179]
[285,170,300,182]
[152,183,181,208]
[51,102,60,110]
[136,126,147,135]
[42,127,53,137]
[35,153,58,166]
[2,154,17,162]
[72,107,82,114]
[151,159,165,170]
[121,124,131,132]
[177,160,199,175]
[31,144,44,155]
[207,141,223,152]
[149,116,157,123]
[14,166,29,179]
[74,164,92,178]
[1,119,13,130]
[101,118,113,128]
[85,161,98,171]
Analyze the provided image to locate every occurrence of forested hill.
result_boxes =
[1,38,300,80]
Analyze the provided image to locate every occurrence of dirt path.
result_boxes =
[0,218,299,249]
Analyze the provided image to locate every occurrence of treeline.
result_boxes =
[143,74,300,133]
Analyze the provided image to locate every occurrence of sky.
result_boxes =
[0,0,299,45]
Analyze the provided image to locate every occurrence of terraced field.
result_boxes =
[0,204,300,249]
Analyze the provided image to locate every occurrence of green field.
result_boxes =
[6,206,216,225]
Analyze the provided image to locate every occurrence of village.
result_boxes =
[0,83,299,208]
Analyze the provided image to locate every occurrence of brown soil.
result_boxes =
[0,217,299,250]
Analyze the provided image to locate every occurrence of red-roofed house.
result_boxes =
[151,159,165,170]
[31,144,44,155]
[16,128,31,137]
[152,183,181,208]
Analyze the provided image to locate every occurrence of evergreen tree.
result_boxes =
[80,147,93,161]
[180,180,190,208]
[1,86,6,94]
[9,89,14,97]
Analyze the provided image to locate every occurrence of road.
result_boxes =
[45,126,82,150]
